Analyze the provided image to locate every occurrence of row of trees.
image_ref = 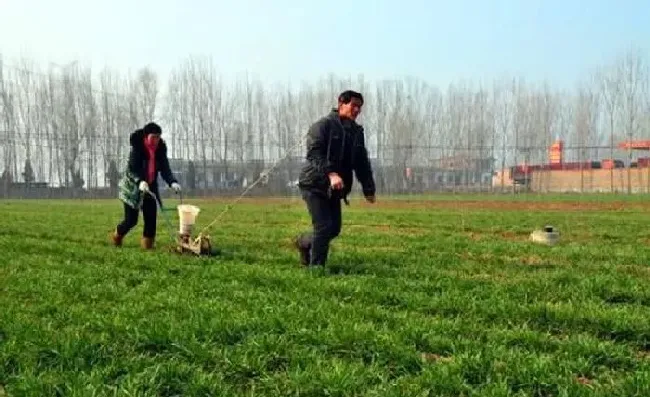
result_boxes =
[0,48,649,189]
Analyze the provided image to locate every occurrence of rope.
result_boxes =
[193,131,310,242]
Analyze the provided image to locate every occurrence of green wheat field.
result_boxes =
[1,194,650,396]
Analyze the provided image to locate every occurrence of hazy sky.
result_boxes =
[0,0,648,89]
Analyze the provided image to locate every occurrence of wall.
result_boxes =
[530,168,650,193]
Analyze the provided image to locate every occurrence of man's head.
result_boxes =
[337,90,364,121]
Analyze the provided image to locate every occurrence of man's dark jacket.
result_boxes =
[298,109,375,200]
[126,128,178,202]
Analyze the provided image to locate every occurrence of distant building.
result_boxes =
[494,139,650,192]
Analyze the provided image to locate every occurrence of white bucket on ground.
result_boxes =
[177,204,201,235]
[529,225,559,246]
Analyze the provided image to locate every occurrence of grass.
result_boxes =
[1,193,650,396]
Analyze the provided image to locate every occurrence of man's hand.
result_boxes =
[171,182,181,193]
[365,195,376,203]
[328,172,344,190]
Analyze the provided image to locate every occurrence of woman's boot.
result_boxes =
[141,237,154,250]
[111,229,124,247]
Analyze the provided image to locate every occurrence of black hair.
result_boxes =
[338,90,364,105]
[143,122,162,135]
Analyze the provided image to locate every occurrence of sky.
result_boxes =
[0,0,649,90]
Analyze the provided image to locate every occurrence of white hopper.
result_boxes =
[177,204,201,236]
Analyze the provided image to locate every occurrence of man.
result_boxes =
[295,90,376,267]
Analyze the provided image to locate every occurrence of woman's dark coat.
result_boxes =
[126,128,178,203]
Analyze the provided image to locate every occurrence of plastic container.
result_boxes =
[177,204,200,235]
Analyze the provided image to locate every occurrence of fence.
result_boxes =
[2,143,650,199]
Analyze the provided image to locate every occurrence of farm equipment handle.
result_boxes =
[146,190,180,244]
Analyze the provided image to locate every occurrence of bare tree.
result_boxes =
[493,77,515,192]
[574,80,600,191]
[130,67,158,125]
[254,80,269,182]
[422,84,443,190]
[13,57,38,182]
[78,65,98,189]
[166,57,205,186]
[598,59,623,192]
[60,64,84,188]
[2,47,650,197]
[510,78,529,193]
[618,48,646,193]
[0,56,18,182]
[98,67,122,186]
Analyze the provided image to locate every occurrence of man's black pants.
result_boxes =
[299,189,342,265]
[116,192,158,238]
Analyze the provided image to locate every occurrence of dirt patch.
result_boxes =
[446,267,547,285]
[451,271,514,283]
[278,237,406,254]
[420,353,454,364]
[357,199,644,212]
[464,230,529,243]
[505,254,560,267]
[467,232,483,241]
[345,245,405,253]
[173,196,648,213]
[616,264,650,279]
[459,252,494,261]
[458,251,553,267]
[500,231,528,241]
[516,255,545,266]
[347,224,429,236]
[576,376,595,386]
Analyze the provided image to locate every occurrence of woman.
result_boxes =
[111,122,181,249]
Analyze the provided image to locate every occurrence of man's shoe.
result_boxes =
[294,236,311,266]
